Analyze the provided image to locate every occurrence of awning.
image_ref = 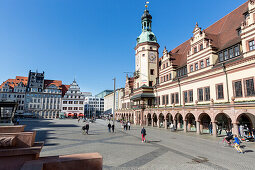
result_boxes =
[131,93,155,101]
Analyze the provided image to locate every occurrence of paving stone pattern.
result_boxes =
[22,119,255,170]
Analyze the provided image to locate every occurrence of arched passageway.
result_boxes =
[175,113,183,130]
[237,113,255,137]
[159,113,164,128]
[185,113,196,132]
[199,113,211,134]
[166,113,173,129]
[215,113,232,136]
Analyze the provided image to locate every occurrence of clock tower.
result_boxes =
[134,6,159,88]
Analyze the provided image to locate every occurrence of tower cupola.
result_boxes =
[136,2,157,44]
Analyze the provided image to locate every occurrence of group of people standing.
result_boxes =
[108,122,115,133]
[122,121,131,130]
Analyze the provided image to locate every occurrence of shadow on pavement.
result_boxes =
[20,119,79,146]
[244,150,254,153]
[147,140,161,143]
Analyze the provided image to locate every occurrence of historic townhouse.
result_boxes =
[0,71,69,118]
[0,76,27,114]
[116,0,255,137]
[61,80,85,118]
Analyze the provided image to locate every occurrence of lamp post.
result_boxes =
[113,78,116,125]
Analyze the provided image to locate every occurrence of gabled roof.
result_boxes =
[164,1,248,67]
[0,76,28,89]
[61,85,70,97]
[44,80,62,89]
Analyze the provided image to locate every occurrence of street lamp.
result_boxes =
[113,78,116,125]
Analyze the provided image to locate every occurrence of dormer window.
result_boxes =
[190,65,194,72]
[194,47,197,53]
[195,63,198,70]
[237,28,241,36]
[244,12,250,19]
[200,61,204,68]
[200,44,203,51]
[249,40,255,51]
[224,50,229,60]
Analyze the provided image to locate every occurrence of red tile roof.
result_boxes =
[61,84,70,96]
[164,1,248,67]
[44,80,62,89]
[0,76,28,89]
[0,76,69,96]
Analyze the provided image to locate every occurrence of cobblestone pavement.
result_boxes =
[22,119,255,170]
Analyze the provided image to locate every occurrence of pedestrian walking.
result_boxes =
[78,117,80,123]
[240,125,244,137]
[112,124,115,133]
[252,128,255,139]
[141,127,146,142]
[125,122,128,130]
[233,134,243,153]
[108,123,111,133]
[209,122,212,135]
[85,123,89,134]
[123,122,126,130]
[128,121,131,130]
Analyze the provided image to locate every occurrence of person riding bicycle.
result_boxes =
[225,130,233,144]
[85,123,89,134]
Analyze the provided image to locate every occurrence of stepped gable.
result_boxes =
[164,1,248,67]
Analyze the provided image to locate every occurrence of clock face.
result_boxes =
[149,53,156,62]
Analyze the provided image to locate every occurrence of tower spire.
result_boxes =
[145,1,149,9]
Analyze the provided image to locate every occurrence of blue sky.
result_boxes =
[0,0,247,95]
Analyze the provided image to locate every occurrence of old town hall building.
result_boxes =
[116,0,255,137]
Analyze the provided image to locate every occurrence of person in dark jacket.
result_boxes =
[141,127,146,142]
[85,123,89,134]
[112,124,115,133]
[108,123,111,133]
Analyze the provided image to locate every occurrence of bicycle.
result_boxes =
[222,137,234,147]
[81,126,87,135]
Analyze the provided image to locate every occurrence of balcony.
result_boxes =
[131,104,150,110]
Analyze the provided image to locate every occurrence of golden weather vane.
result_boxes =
[145,1,149,9]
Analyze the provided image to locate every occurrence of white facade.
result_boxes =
[84,96,104,117]
[0,81,26,114]
[104,88,124,113]
[61,80,84,118]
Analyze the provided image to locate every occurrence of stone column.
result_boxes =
[174,120,177,130]
[196,121,201,134]
[200,123,203,134]
[146,118,148,126]
[177,121,181,130]
[188,122,191,132]
[183,120,187,133]
[212,122,217,137]
[157,119,160,128]
[232,123,239,136]
[165,119,168,129]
